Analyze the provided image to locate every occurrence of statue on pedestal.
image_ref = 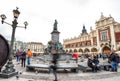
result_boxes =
[53,19,58,31]
[45,19,65,54]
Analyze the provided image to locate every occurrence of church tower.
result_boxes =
[81,25,88,35]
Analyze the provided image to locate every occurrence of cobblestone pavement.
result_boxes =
[0,58,120,81]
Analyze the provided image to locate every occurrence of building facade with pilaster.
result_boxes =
[63,14,120,55]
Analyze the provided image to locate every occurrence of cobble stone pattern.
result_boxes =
[0,58,120,81]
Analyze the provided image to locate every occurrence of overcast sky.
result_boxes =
[0,0,120,45]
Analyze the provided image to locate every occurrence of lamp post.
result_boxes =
[14,42,17,56]
[0,7,28,78]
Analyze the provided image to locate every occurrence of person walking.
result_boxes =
[27,49,33,65]
[49,49,59,81]
[16,49,20,64]
[21,51,26,67]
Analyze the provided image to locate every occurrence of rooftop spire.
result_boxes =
[82,25,87,35]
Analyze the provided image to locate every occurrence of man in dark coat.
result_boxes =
[21,51,26,67]
[103,46,119,72]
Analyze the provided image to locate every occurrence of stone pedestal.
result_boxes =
[0,58,18,78]
[51,30,60,43]
[0,71,18,78]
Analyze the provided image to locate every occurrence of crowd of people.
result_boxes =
[14,46,120,81]
[15,46,120,75]
[15,49,33,67]
[68,46,120,73]
[87,46,120,72]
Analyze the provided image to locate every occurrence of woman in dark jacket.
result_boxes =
[87,57,97,72]
[93,56,100,70]
[21,51,26,67]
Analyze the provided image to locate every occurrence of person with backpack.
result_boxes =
[102,46,119,72]
[109,53,119,71]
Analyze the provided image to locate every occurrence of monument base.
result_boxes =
[0,71,18,78]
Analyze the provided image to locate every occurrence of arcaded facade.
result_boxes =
[63,14,120,55]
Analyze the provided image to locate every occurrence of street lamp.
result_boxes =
[1,14,6,24]
[13,7,20,19]
[0,7,28,78]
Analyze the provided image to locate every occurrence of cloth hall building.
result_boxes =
[63,14,120,55]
